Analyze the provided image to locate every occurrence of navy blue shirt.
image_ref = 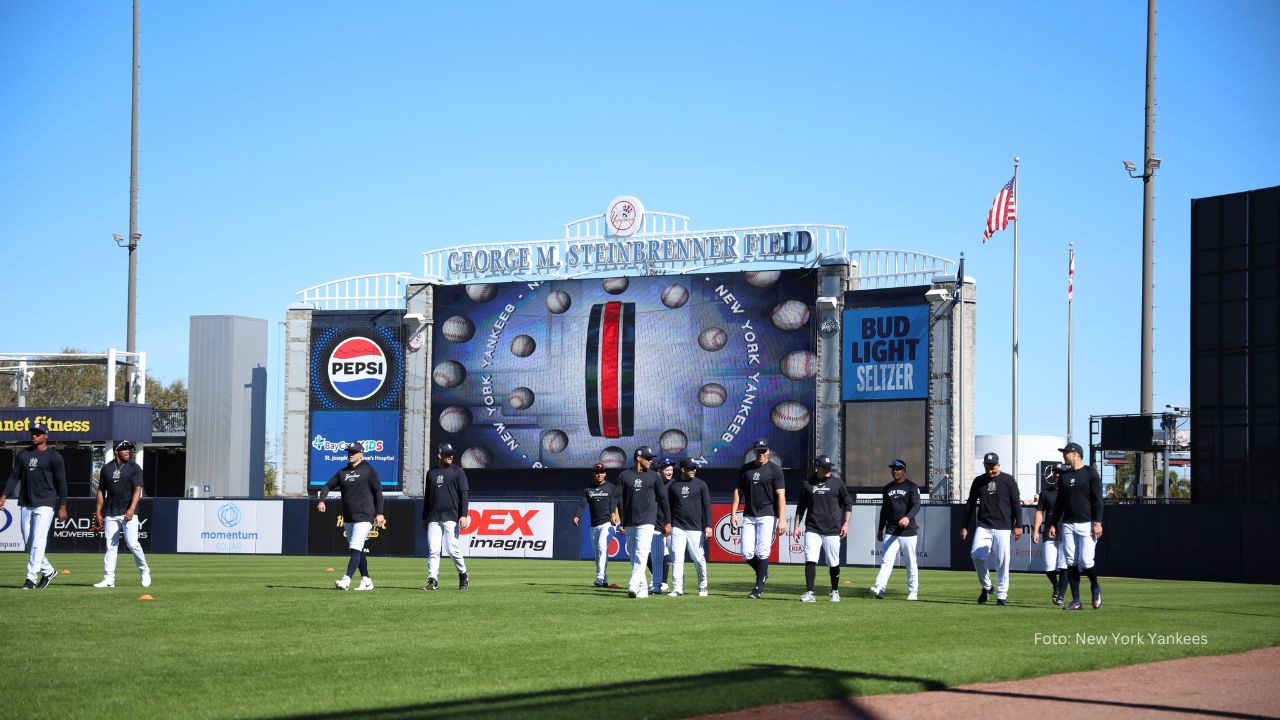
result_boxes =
[1036,484,1059,534]
[319,462,384,524]
[617,468,669,527]
[964,472,1022,531]
[423,464,470,522]
[667,477,712,532]
[736,460,785,518]
[99,460,143,517]
[4,447,67,508]
[576,481,619,527]
[1051,466,1103,525]
[796,472,852,536]
[879,478,921,537]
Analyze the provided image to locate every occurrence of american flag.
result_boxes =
[1068,246,1075,300]
[983,175,1017,242]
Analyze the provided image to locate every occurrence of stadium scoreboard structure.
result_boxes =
[281,198,977,497]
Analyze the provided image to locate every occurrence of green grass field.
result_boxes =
[2,554,1278,720]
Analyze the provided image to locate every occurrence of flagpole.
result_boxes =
[1067,243,1074,441]
[1012,157,1020,490]
[957,253,965,498]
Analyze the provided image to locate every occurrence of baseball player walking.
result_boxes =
[792,455,851,603]
[871,458,920,601]
[316,443,385,591]
[421,443,471,592]
[650,458,676,593]
[1032,463,1067,606]
[92,441,151,588]
[0,423,67,589]
[616,446,670,598]
[730,439,786,599]
[573,462,619,587]
[961,452,1022,605]
[1048,442,1104,610]
[666,458,711,597]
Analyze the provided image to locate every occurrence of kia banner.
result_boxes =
[176,500,283,554]
[460,502,554,558]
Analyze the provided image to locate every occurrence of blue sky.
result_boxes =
[2,1,1278,456]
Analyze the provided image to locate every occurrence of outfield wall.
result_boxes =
[3,498,1276,584]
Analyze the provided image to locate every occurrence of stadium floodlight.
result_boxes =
[1122,160,1137,172]
[403,312,428,326]
[815,296,838,311]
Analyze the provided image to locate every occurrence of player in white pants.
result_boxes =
[1032,464,1066,606]
[94,441,151,589]
[667,458,712,596]
[625,523,655,596]
[573,463,620,586]
[20,506,57,585]
[421,444,471,592]
[650,459,677,593]
[961,452,1022,605]
[1,423,68,589]
[794,455,851,603]
[872,459,921,600]
[731,440,786,599]
[1049,442,1105,610]
[616,446,669,599]
[426,520,467,579]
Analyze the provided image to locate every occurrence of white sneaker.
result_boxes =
[907,592,918,600]
[659,582,670,593]
[698,588,709,597]
[141,572,152,588]
[830,590,841,603]
[668,590,683,597]
[801,591,816,603]
[335,575,351,591]
[93,578,114,588]
[636,587,649,598]
[354,577,374,591]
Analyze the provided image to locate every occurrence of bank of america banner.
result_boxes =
[431,270,817,469]
[842,305,930,401]
[176,500,283,554]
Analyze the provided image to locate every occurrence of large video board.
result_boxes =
[431,270,816,469]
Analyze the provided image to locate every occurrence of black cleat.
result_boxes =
[747,588,763,600]
[458,573,469,591]
[21,579,35,589]
[37,571,55,589]
[1092,587,1102,609]
[420,578,439,591]
[978,587,989,605]
[996,598,1007,606]
[1052,593,1064,607]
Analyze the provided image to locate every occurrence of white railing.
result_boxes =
[847,249,955,289]
[295,273,414,310]
[563,210,690,240]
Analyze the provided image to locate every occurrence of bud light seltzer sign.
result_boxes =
[841,305,929,401]
[309,312,406,410]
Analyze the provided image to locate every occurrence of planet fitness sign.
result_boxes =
[841,305,929,401]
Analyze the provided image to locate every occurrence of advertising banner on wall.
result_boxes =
[844,504,951,568]
[0,505,24,552]
[577,520,629,561]
[176,500,283,554]
[460,502,554,558]
[308,411,402,489]
[431,270,817,470]
[0,500,156,553]
[842,305,930,401]
[307,500,417,556]
[706,502,781,563]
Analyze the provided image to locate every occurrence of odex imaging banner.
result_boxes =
[431,270,817,469]
[176,500,283,554]
[459,502,554,558]
[308,411,401,489]
[842,305,929,401]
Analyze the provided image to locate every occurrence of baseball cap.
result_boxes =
[679,457,699,470]
[983,452,1000,465]
[30,423,48,435]
[1058,441,1084,455]
[888,458,907,470]
[816,455,836,470]
[114,440,135,451]
[346,443,365,455]
[751,439,770,452]
[437,442,455,455]
[592,462,606,472]
[659,457,675,468]
[634,446,656,460]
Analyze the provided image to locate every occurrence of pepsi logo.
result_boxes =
[328,337,387,401]
[607,535,623,557]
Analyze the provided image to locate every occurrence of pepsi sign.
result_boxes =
[309,313,405,410]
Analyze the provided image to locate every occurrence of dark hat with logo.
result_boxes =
[437,442,455,455]
[592,462,606,472]
[30,423,49,435]
[983,452,1000,465]
[346,443,365,455]
[114,440,136,451]
[679,457,699,470]
[888,458,907,470]
[659,457,676,468]
[1058,441,1084,455]
[816,455,836,470]
[751,439,770,452]
[635,446,656,460]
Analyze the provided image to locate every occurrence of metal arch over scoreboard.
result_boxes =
[424,198,849,283]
